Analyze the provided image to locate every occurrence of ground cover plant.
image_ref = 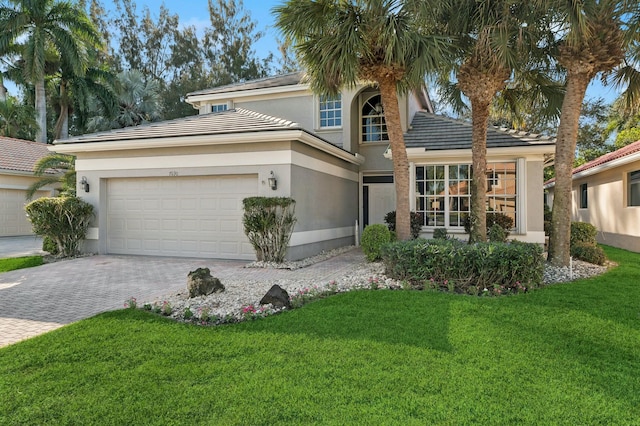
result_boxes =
[1,246,638,424]
[0,256,43,273]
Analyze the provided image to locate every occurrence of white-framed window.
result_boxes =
[361,94,388,142]
[628,170,640,206]
[579,183,588,209]
[211,103,228,113]
[415,162,517,228]
[319,94,342,128]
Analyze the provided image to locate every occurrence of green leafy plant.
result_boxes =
[162,301,172,316]
[384,210,423,239]
[570,222,598,247]
[361,224,392,261]
[25,196,94,258]
[433,227,448,240]
[183,306,193,320]
[571,243,606,265]
[488,223,507,243]
[42,236,59,255]
[464,212,514,239]
[381,239,543,294]
[242,197,296,263]
[124,297,137,309]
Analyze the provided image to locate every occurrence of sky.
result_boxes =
[122,0,622,104]
[3,0,623,105]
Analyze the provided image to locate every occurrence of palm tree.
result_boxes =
[546,0,639,266]
[26,153,75,200]
[0,95,37,139]
[274,0,450,240]
[87,69,161,131]
[0,0,100,143]
[433,0,551,242]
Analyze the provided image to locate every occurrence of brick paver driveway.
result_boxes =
[0,250,364,347]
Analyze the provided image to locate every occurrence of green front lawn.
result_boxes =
[1,246,639,424]
[0,256,43,273]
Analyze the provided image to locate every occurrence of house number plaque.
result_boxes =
[169,171,179,176]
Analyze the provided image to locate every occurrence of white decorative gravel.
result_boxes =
[145,248,610,324]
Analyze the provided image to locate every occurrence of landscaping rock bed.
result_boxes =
[144,247,611,324]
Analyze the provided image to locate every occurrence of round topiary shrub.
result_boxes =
[361,224,391,262]
[488,223,507,243]
[571,242,606,265]
[570,222,598,247]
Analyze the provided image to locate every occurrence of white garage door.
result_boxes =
[0,189,49,237]
[107,175,258,259]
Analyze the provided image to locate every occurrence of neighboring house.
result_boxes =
[545,140,640,253]
[0,137,57,237]
[52,72,554,260]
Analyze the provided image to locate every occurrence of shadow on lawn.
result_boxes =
[241,290,455,352]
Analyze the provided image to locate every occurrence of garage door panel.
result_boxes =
[107,175,257,259]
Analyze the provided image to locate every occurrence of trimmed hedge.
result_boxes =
[571,243,606,266]
[570,222,598,247]
[361,224,391,261]
[381,239,543,294]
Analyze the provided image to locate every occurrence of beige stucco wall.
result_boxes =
[571,160,640,252]
[0,172,56,236]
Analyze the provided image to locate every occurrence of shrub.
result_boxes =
[433,227,448,240]
[570,222,598,247]
[488,224,507,243]
[242,197,296,263]
[42,236,59,255]
[571,243,606,265]
[361,224,391,261]
[25,196,94,258]
[384,210,423,239]
[463,212,514,239]
[381,239,543,294]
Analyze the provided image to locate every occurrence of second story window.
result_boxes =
[362,94,388,142]
[319,95,342,128]
[211,103,228,113]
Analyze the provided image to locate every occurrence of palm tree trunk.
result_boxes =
[55,81,69,140]
[35,78,47,143]
[468,96,490,243]
[548,72,590,267]
[378,76,411,241]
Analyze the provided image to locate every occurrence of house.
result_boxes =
[544,140,640,252]
[0,136,57,237]
[52,72,554,260]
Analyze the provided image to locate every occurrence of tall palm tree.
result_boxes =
[274,0,450,240]
[25,153,75,200]
[434,0,551,242]
[0,0,100,143]
[546,0,639,266]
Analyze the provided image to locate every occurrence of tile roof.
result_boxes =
[572,139,640,175]
[186,72,306,97]
[0,136,51,174]
[404,112,556,150]
[55,108,303,144]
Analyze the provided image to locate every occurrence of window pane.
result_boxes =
[630,182,640,206]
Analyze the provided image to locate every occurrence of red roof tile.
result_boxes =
[572,139,640,175]
[0,136,52,174]
[544,139,640,186]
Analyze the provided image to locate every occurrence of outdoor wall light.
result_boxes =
[80,176,90,193]
[268,171,277,190]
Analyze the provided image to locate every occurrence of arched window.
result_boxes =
[361,94,388,142]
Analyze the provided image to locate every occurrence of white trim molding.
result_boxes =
[289,226,354,246]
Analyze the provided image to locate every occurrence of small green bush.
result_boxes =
[242,197,296,263]
[464,212,514,239]
[25,196,94,258]
[488,224,507,243]
[384,210,423,239]
[571,243,606,265]
[433,227,448,240]
[361,224,391,261]
[570,222,598,247]
[381,239,543,294]
[42,236,59,255]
